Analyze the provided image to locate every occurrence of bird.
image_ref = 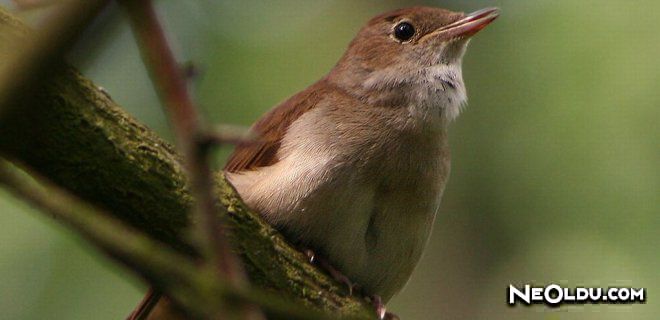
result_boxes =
[129,6,499,320]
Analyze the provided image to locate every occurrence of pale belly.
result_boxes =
[227,99,452,300]
[227,137,449,301]
[308,178,443,301]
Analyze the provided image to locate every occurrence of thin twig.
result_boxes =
[117,1,258,318]
[118,0,240,278]
[202,124,256,147]
[0,161,215,318]
[0,162,341,320]
[127,289,163,320]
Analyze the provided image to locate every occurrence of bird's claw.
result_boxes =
[303,248,316,263]
[301,249,399,318]
[369,295,399,320]
[300,247,357,296]
[318,256,357,296]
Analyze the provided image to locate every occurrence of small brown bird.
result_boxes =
[131,6,498,320]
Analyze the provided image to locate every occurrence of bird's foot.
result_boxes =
[368,295,399,320]
[299,247,357,296]
[317,256,358,296]
[302,248,316,263]
[299,248,398,318]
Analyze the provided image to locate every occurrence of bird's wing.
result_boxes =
[125,84,324,319]
[224,80,329,173]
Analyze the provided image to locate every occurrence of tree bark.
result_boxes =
[0,6,372,319]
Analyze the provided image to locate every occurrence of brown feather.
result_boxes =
[224,79,333,173]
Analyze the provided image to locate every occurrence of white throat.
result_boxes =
[363,62,467,124]
[423,63,467,122]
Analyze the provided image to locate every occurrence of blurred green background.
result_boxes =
[0,0,657,319]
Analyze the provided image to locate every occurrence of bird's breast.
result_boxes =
[227,101,451,301]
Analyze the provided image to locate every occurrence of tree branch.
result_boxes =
[0,5,374,319]
[0,0,108,118]
[0,161,341,320]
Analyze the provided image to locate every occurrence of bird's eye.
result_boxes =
[394,22,415,41]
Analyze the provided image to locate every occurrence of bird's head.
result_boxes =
[329,6,499,121]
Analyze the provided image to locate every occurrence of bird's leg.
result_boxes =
[302,248,316,263]
[298,246,357,296]
[300,247,398,318]
[317,255,358,296]
[368,295,400,320]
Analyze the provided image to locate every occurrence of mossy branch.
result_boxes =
[0,6,373,319]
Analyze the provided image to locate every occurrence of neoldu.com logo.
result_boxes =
[508,284,646,306]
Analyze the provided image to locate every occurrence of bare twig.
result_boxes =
[127,289,162,320]
[202,124,256,147]
[0,161,215,318]
[117,1,258,318]
[118,0,239,278]
[0,161,341,320]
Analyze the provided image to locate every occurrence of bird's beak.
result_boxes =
[433,7,500,41]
